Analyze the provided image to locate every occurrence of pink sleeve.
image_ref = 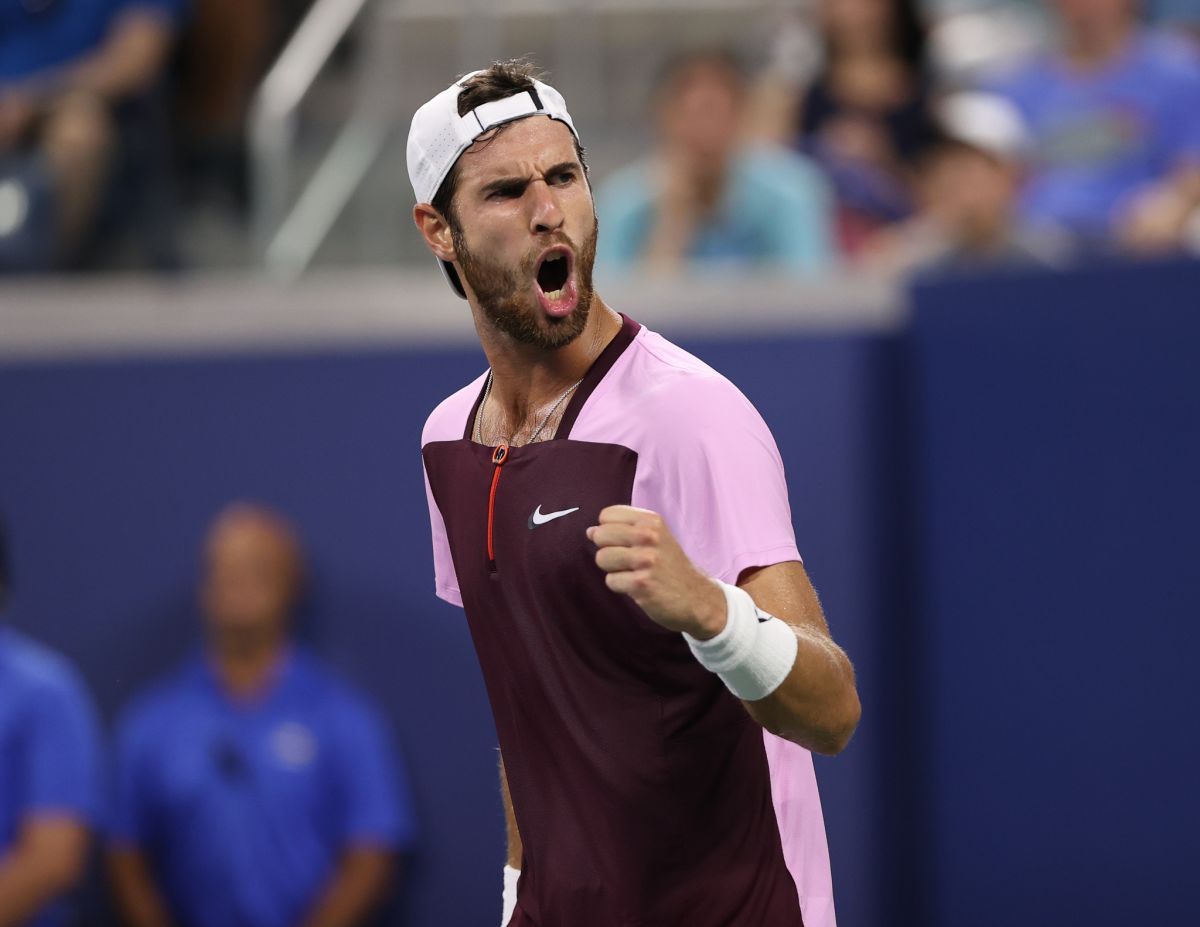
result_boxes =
[423,466,463,607]
[631,374,801,584]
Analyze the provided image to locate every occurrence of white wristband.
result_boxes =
[683,581,798,701]
[501,864,520,926]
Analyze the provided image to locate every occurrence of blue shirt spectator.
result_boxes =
[595,49,834,278]
[990,30,1200,244]
[0,627,102,927]
[596,145,834,275]
[111,648,414,927]
[108,503,414,927]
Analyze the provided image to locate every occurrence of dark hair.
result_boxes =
[892,0,927,69]
[430,59,589,226]
[823,0,928,71]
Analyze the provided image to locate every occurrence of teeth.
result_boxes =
[543,288,563,300]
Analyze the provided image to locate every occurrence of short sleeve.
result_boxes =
[331,696,417,851]
[424,465,463,607]
[632,374,801,584]
[108,708,158,846]
[20,673,101,825]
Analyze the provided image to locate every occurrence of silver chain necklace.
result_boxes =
[473,371,584,446]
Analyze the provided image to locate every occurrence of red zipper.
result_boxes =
[486,442,509,571]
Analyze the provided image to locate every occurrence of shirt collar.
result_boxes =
[199,643,299,710]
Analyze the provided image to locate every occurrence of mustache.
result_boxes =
[521,232,580,273]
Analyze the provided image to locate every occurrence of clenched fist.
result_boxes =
[587,505,727,639]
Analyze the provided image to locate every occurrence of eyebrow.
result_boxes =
[478,161,580,196]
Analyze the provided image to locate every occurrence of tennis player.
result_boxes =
[412,61,860,927]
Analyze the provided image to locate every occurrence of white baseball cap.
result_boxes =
[936,92,1032,163]
[407,70,580,298]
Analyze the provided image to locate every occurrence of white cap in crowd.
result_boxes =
[935,91,1033,163]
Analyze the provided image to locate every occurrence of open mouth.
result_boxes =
[533,246,578,316]
[536,250,571,299]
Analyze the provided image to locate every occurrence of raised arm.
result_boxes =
[50,9,176,103]
[590,506,860,755]
[730,560,860,753]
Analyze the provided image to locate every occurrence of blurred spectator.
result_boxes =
[108,504,415,927]
[987,0,1200,254]
[174,0,273,215]
[921,1,1048,89]
[0,518,102,927]
[0,0,185,272]
[860,92,1069,276]
[752,0,939,253]
[595,49,834,277]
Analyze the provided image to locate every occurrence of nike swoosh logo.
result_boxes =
[528,505,580,529]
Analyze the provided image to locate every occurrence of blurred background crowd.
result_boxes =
[2,507,417,927]
[1,0,1198,280]
[2,2,1199,927]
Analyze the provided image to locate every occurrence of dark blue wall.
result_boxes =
[2,257,1195,926]
[908,259,1200,926]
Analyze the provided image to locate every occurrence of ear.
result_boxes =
[413,204,456,262]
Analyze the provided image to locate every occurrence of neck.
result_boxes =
[1063,17,1134,68]
[210,629,286,699]
[474,298,623,436]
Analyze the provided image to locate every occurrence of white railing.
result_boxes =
[249,0,377,278]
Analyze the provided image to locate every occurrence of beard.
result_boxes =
[453,215,598,350]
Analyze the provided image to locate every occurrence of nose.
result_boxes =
[527,179,564,235]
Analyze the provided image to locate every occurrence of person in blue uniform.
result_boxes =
[108,503,415,927]
[0,518,103,927]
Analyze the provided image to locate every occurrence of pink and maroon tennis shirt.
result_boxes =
[422,315,835,926]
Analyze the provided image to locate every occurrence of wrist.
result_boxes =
[501,865,520,927]
[683,581,798,702]
[687,578,729,641]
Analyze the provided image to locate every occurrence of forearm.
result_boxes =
[25,12,173,105]
[688,564,860,755]
[1169,163,1200,209]
[0,822,87,927]
[499,754,523,869]
[299,849,395,927]
[1117,161,1200,250]
[108,849,175,927]
[742,624,860,754]
[588,510,860,756]
[0,850,68,927]
[642,211,695,271]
